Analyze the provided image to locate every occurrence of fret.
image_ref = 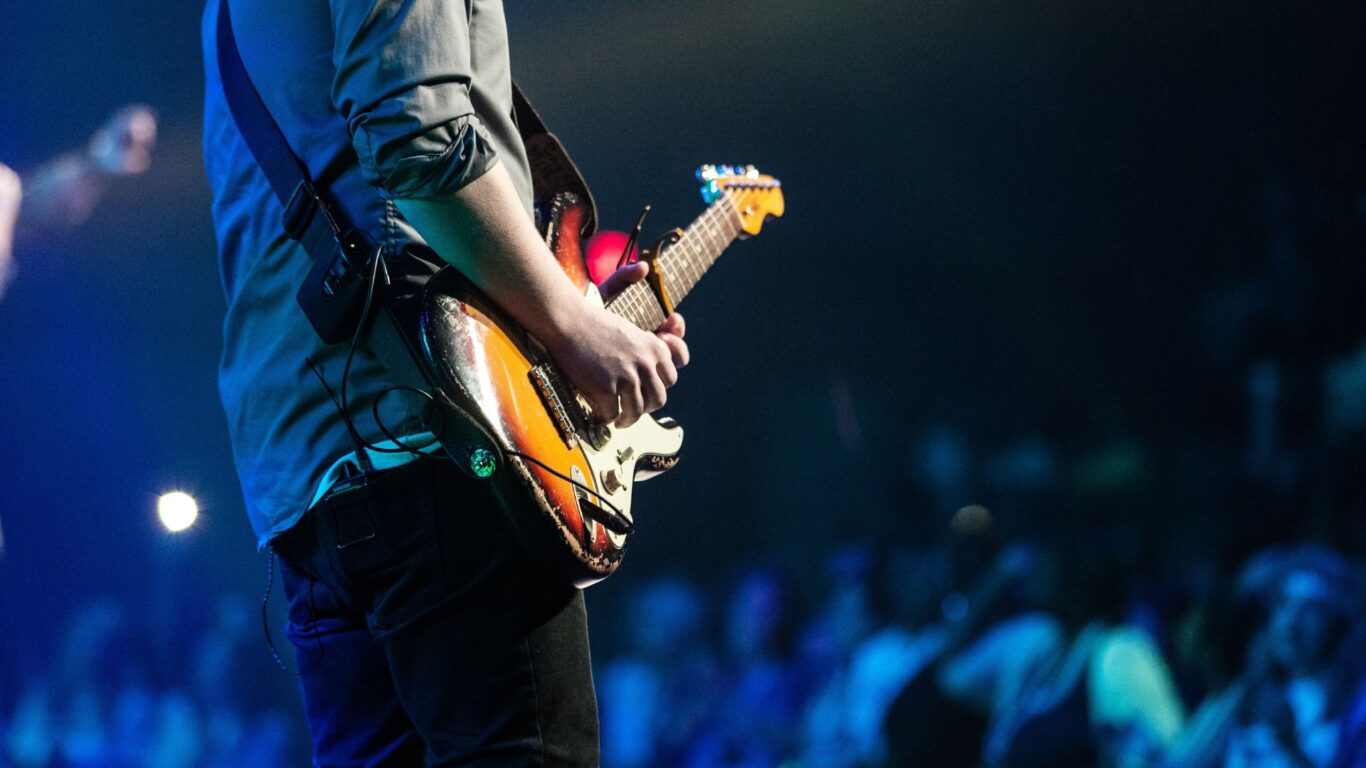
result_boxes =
[698,210,720,267]
[624,284,642,315]
[638,284,666,329]
[611,287,633,325]
[656,194,742,306]
[607,282,665,331]
[678,236,702,291]
[699,209,723,265]
[623,285,646,327]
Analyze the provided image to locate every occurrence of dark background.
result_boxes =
[2,0,1365,754]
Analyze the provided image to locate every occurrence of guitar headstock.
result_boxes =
[696,164,785,236]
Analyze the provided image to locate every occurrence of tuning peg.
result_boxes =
[696,164,718,182]
[745,165,759,178]
[700,179,722,204]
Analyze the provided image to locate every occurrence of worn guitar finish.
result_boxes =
[419,166,784,586]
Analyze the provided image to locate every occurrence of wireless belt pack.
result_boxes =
[281,180,381,344]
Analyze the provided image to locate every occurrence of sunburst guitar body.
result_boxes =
[417,166,784,586]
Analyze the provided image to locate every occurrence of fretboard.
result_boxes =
[606,195,743,330]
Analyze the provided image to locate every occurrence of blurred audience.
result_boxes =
[5,599,193,768]
[680,567,805,768]
[597,576,719,767]
[2,594,296,768]
[586,537,1363,768]
[4,167,1366,768]
[7,532,1362,766]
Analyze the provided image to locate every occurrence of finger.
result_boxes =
[658,333,690,369]
[656,355,679,388]
[657,312,686,338]
[598,261,648,301]
[616,380,645,428]
[641,369,668,413]
[588,389,619,425]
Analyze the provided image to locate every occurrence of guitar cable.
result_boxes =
[337,248,442,461]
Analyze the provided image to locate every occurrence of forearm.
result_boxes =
[394,162,592,346]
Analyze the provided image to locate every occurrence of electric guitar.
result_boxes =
[416,165,784,586]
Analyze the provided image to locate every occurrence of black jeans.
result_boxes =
[273,457,599,767]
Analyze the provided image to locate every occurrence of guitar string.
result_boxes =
[668,194,738,300]
[664,201,716,298]
[692,195,740,285]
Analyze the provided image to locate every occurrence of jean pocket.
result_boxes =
[328,462,440,583]
[331,465,455,638]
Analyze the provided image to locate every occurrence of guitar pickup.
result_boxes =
[529,365,578,449]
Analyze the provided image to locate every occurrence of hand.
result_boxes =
[597,261,690,370]
[545,261,689,428]
[88,104,157,176]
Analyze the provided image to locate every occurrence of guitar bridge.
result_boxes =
[529,365,578,449]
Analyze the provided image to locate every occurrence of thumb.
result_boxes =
[598,261,649,300]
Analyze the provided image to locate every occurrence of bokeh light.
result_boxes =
[157,491,199,533]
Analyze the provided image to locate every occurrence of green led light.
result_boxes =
[469,448,497,478]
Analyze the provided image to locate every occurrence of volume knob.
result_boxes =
[600,469,625,494]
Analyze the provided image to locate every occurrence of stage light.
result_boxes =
[157,491,199,532]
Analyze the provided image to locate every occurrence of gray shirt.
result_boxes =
[201,0,534,547]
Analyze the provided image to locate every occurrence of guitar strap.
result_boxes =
[215,0,595,460]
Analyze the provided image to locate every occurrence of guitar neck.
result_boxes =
[607,196,743,330]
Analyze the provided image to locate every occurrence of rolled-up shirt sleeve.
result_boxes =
[329,0,497,199]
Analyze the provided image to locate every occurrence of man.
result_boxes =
[201,0,687,764]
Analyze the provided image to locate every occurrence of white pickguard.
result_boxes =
[579,415,683,546]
